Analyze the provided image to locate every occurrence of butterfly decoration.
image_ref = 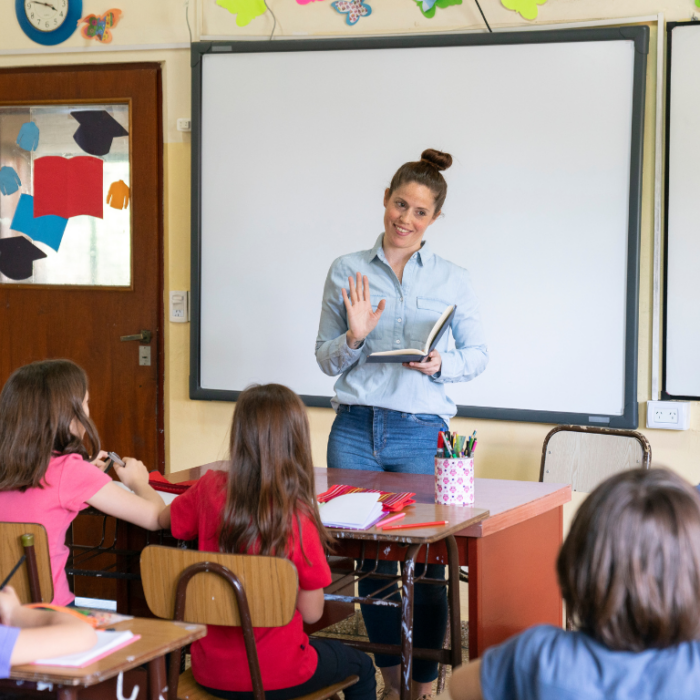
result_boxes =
[413,0,461,18]
[217,0,268,26]
[331,0,371,25]
[500,0,547,20]
[78,9,123,43]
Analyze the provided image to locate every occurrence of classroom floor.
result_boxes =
[316,609,469,699]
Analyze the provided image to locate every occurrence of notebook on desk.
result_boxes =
[33,630,139,668]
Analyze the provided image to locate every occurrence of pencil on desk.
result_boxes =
[375,512,406,529]
[383,520,448,531]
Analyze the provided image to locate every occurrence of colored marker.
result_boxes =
[375,512,406,529]
[383,520,448,531]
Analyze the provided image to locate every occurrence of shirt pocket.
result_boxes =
[410,297,450,347]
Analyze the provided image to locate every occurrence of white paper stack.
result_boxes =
[319,493,384,530]
[33,630,138,668]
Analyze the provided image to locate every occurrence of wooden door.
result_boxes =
[0,64,163,603]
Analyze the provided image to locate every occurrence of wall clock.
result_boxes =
[15,0,83,46]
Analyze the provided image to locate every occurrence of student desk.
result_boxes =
[1,617,206,700]
[167,464,570,658]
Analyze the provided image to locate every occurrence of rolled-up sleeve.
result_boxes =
[431,270,489,384]
[315,260,364,377]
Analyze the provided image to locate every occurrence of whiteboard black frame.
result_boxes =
[662,22,698,401]
[190,26,648,428]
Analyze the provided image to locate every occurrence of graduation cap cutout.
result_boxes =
[70,110,129,157]
[0,236,47,281]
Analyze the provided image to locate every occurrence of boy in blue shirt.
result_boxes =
[443,468,700,700]
[0,585,96,678]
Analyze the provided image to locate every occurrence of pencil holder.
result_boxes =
[434,457,475,505]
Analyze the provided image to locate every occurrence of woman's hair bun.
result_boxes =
[420,149,453,172]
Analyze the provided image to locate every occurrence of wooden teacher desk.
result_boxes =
[167,464,571,659]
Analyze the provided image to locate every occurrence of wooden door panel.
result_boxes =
[0,64,163,469]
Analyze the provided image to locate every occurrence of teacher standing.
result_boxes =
[315,149,489,700]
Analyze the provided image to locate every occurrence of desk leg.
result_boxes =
[445,536,462,669]
[148,656,168,700]
[400,544,421,700]
[467,507,563,658]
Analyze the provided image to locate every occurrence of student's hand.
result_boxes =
[343,272,385,349]
[114,457,150,492]
[404,349,442,376]
[0,586,22,626]
[90,450,110,471]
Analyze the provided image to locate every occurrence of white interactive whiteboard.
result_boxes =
[664,22,700,399]
[191,28,647,427]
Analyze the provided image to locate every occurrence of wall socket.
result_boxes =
[169,291,189,323]
[646,400,691,430]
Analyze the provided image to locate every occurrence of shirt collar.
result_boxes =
[370,234,434,266]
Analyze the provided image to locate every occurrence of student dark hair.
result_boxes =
[219,383,333,557]
[388,148,453,213]
[557,467,700,651]
[444,468,700,700]
[0,359,100,491]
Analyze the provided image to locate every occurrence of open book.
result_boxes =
[367,305,456,364]
[33,630,139,668]
[318,493,385,530]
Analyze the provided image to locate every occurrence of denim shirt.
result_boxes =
[315,234,489,422]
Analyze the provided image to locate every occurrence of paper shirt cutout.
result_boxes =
[34,156,103,219]
[413,0,461,18]
[0,236,47,280]
[16,122,40,152]
[332,0,371,24]
[78,9,123,43]
[10,194,68,252]
[70,110,128,157]
[500,0,546,20]
[216,0,268,26]
[0,166,21,195]
[106,180,130,210]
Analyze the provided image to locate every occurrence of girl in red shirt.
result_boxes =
[158,384,376,700]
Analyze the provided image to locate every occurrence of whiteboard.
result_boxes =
[664,23,700,398]
[191,29,647,427]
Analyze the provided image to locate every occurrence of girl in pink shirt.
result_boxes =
[0,359,167,606]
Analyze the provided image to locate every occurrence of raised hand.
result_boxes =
[342,272,385,348]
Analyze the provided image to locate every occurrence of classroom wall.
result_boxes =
[2,0,699,486]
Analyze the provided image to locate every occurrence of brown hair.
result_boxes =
[219,384,333,559]
[388,148,453,214]
[557,467,700,651]
[0,359,100,492]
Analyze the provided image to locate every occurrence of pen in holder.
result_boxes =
[435,456,475,505]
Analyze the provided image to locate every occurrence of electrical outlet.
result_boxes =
[169,291,189,323]
[646,400,690,430]
[177,118,192,132]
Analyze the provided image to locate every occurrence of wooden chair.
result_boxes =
[0,522,53,603]
[540,425,651,492]
[140,545,359,700]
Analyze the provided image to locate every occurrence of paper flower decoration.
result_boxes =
[217,0,268,26]
[78,10,123,43]
[413,0,461,18]
[332,0,371,23]
[500,0,546,20]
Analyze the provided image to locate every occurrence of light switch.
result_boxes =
[139,346,151,366]
[170,290,189,323]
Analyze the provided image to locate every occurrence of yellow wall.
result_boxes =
[2,0,700,485]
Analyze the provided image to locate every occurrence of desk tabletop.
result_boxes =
[10,617,206,687]
[170,463,570,539]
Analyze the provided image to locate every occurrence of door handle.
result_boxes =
[120,330,153,343]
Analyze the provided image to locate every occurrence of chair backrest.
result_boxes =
[140,545,299,627]
[0,522,53,603]
[541,426,651,493]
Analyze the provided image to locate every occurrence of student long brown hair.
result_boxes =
[0,360,100,492]
[218,384,333,558]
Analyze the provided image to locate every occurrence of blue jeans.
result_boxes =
[327,405,448,683]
